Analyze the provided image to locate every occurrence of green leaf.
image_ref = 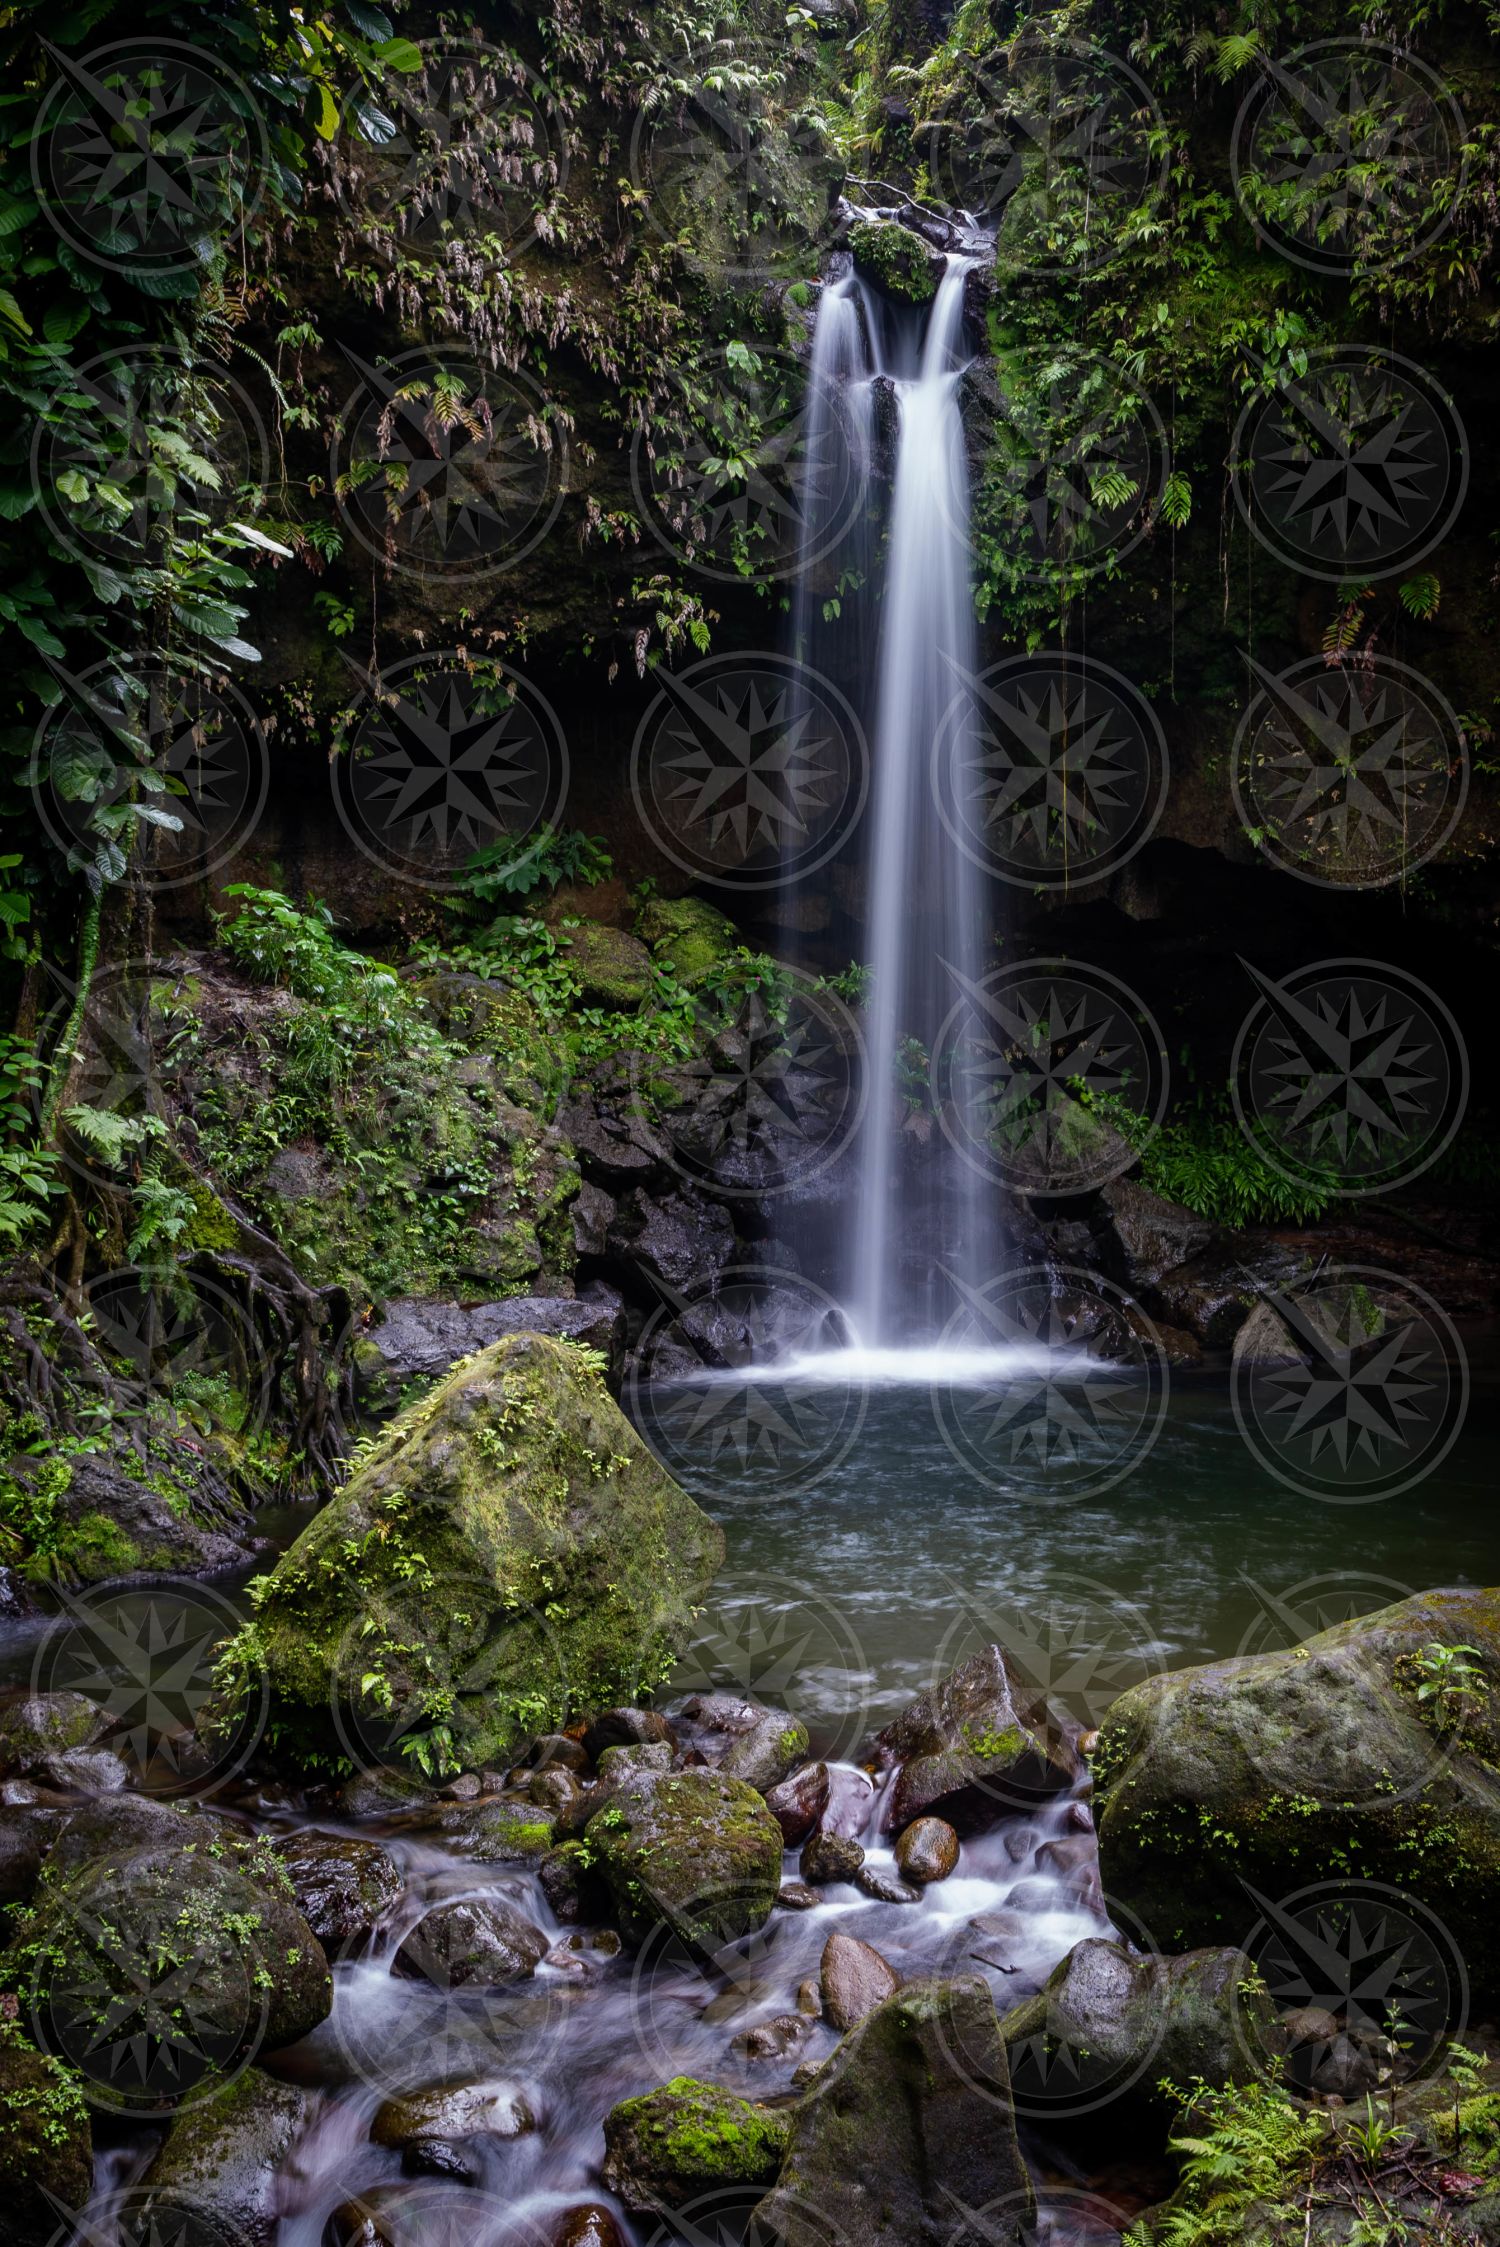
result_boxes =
[16,613,65,656]
[55,469,89,503]
[42,301,88,345]
[0,289,31,335]
[314,80,340,140]
[377,35,424,71]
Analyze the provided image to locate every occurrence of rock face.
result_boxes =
[757,1978,1034,2247]
[0,2039,91,2247]
[139,2069,310,2247]
[876,1645,1079,1834]
[1093,1587,1500,1994]
[602,2075,791,2214]
[228,1334,724,1772]
[356,1284,628,1399]
[392,1896,550,1988]
[272,1831,403,1950]
[1001,1941,1277,2124]
[586,1768,785,1950]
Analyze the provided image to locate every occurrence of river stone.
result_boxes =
[223,1335,723,1773]
[876,1644,1079,1834]
[39,1744,130,1793]
[419,1798,557,1861]
[370,2079,535,2173]
[583,1706,678,1761]
[272,1831,404,1949]
[587,1768,783,1950]
[1002,1941,1279,2124]
[392,1895,550,1988]
[855,1864,921,1904]
[894,1816,960,1884]
[0,2039,91,2247]
[539,1840,609,1924]
[800,1828,863,1884]
[553,2210,626,2247]
[821,1930,900,2030]
[766,1761,830,1844]
[138,2069,310,2247]
[0,1691,111,1773]
[596,1741,673,1779]
[601,2074,791,2214]
[721,1712,811,1793]
[1097,1179,1220,1289]
[1092,1587,1500,1993]
[37,1793,235,1881]
[756,1977,1033,2247]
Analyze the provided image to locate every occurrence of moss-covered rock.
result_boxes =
[223,1333,723,1774]
[585,1768,784,1950]
[601,2075,791,2215]
[851,218,942,303]
[0,1692,111,1772]
[0,2032,90,2247]
[555,919,655,1010]
[138,2068,311,2247]
[634,896,740,986]
[1093,1587,1500,1996]
[875,1643,1080,1834]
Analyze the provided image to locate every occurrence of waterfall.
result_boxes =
[850,255,997,1347]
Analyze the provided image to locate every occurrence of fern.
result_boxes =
[62,1105,163,1167]
[1398,572,1441,621]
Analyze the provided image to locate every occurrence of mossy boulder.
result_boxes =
[223,1333,723,1774]
[602,2075,791,2214]
[585,1768,785,1950]
[1093,1587,1500,1995]
[0,2034,91,2247]
[138,2068,311,2247]
[875,1644,1080,1834]
[757,1977,1033,2247]
[0,1692,110,1773]
[556,918,655,1010]
[634,895,739,986]
[850,218,942,303]
[271,1831,403,1951]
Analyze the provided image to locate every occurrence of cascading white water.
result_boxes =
[851,255,997,1346]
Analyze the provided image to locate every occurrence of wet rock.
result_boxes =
[851,215,943,303]
[1093,1587,1500,1999]
[38,1743,131,1793]
[392,1895,550,1988]
[757,1978,1033,2247]
[572,1180,617,1259]
[876,1644,1079,1835]
[370,2079,535,2174]
[529,1766,584,1814]
[236,1334,723,1774]
[1153,1241,1301,1348]
[524,1732,590,1774]
[327,2185,420,2246]
[604,1184,736,1294]
[734,2012,811,2061]
[356,1286,629,1399]
[777,1882,821,1911]
[1001,1941,1278,2124]
[422,1799,557,1862]
[893,1816,959,1884]
[558,1087,660,1186]
[721,1713,811,1795]
[635,895,739,986]
[557,920,655,1011]
[1231,1297,1300,1367]
[587,1768,784,1950]
[0,1691,111,1774]
[139,2069,310,2247]
[39,1792,234,1880]
[596,1741,674,1780]
[602,2075,791,2215]
[552,2207,627,2247]
[855,1864,921,1904]
[0,1806,57,1905]
[272,1831,403,1950]
[800,1828,864,1884]
[539,1841,610,1925]
[1097,1180,1220,1289]
[0,2039,91,2247]
[765,1761,830,1845]
[821,1930,900,2030]
[583,1707,678,1762]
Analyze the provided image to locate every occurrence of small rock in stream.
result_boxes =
[392,1895,550,1987]
[777,1881,821,1911]
[273,1830,404,1950]
[893,1815,959,1884]
[765,1760,830,1844]
[370,2079,536,2176]
[800,1828,863,1884]
[552,2206,627,2247]
[855,1864,921,1905]
[821,1930,900,2030]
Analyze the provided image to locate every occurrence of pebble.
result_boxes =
[893,1816,959,1884]
[801,1829,864,1884]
